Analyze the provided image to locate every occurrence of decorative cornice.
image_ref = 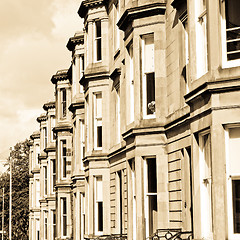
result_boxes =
[185,79,240,105]
[69,100,85,113]
[36,114,47,123]
[43,101,55,111]
[51,69,69,84]
[66,33,84,51]
[78,0,106,18]
[30,131,40,140]
[117,2,166,31]
[53,124,72,133]
[44,146,56,153]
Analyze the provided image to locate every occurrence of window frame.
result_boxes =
[141,34,156,119]
[225,125,240,239]
[195,0,208,78]
[94,176,103,235]
[61,140,67,179]
[93,92,103,150]
[94,20,102,62]
[221,0,240,68]
[43,166,47,196]
[61,197,67,237]
[143,157,157,238]
[60,88,67,119]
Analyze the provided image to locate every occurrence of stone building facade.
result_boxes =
[29,0,240,239]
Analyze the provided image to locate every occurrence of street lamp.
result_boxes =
[9,148,12,240]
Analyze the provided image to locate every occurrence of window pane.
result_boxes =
[146,73,155,115]
[97,39,102,61]
[232,180,240,233]
[98,202,103,232]
[147,158,157,193]
[148,195,157,236]
[97,126,102,148]
[63,216,67,236]
[226,0,240,60]
[96,21,101,38]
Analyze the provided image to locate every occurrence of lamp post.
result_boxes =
[2,188,4,240]
[9,148,12,240]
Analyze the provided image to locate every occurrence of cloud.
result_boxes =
[0,0,55,41]
[0,0,83,153]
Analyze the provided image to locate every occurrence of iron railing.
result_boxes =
[85,234,127,240]
[147,229,193,240]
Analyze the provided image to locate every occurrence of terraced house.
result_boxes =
[29,0,240,239]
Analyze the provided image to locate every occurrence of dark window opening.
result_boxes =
[146,73,155,115]
[95,20,102,61]
[98,202,103,232]
[232,180,240,233]
[97,126,102,148]
[62,140,67,178]
[226,0,240,60]
[61,89,67,118]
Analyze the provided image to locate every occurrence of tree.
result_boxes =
[0,139,30,240]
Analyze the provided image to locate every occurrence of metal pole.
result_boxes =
[9,150,12,240]
[2,188,4,240]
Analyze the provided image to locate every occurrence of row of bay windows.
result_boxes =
[81,126,240,239]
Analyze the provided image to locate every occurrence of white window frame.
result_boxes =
[93,93,103,150]
[195,0,208,78]
[36,179,40,207]
[128,44,134,124]
[81,193,86,240]
[199,130,213,239]
[141,34,156,119]
[221,0,240,68]
[143,157,157,238]
[61,140,67,179]
[80,120,85,170]
[36,218,40,240]
[116,88,121,143]
[61,88,67,119]
[51,159,56,194]
[94,176,103,235]
[94,20,102,62]
[43,166,47,196]
[44,211,48,240]
[61,197,67,238]
[50,116,55,142]
[225,125,240,239]
[51,210,56,240]
[130,160,136,240]
[35,144,40,166]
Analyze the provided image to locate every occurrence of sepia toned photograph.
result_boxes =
[0,0,239,239]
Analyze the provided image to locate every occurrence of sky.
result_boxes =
[0,0,83,159]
